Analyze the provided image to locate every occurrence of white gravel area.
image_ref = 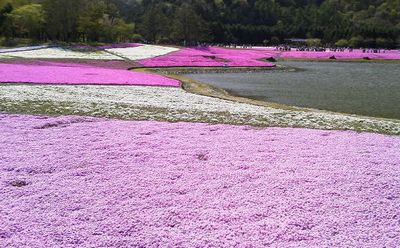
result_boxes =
[106,44,179,60]
[0,47,123,60]
[0,84,398,134]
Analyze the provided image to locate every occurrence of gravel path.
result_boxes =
[0,84,399,134]
[1,114,399,247]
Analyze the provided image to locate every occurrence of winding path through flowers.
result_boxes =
[1,114,399,247]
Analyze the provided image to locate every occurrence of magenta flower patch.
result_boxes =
[1,114,399,247]
[0,63,180,87]
[139,47,276,67]
[253,47,400,60]
[138,46,400,67]
[280,49,400,60]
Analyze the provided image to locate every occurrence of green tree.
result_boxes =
[42,0,81,41]
[139,4,169,43]
[376,37,392,48]
[0,2,13,35]
[112,19,134,42]
[349,36,363,48]
[0,0,30,9]
[7,3,44,39]
[306,38,322,47]
[335,39,349,47]
[78,0,107,42]
[1,0,399,47]
[172,3,209,44]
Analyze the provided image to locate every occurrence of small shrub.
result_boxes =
[335,39,349,47]
[306,38,321,47]
[349,36,363,48]
[131,34,144,43]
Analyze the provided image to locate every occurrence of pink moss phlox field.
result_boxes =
[280,50,400,60]
[256,47,400,60]
[1,114,400,247]
[0,63,180,87]
[139,47,276,67]
[0,58,136,69]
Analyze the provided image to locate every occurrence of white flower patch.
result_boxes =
[106,44,180,61]
[1,47,124,60]
[0,45,49,53]
[0,84,399,134]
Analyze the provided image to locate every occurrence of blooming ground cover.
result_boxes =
[1,44,399,65]
[139,47,276,67]
[0,45,49,53]
[280,50,400,60]
[0,58,135,70]
[0,63,180,87]
[1,84,399,134]
[255,48,400,60]
[1,114,399,247]
[0,42,399,247]
[106,44,180,61]
[138,46,400,67]
[0,47,123,60]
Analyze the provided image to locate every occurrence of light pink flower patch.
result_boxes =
[0,63,180,87]
[139,47,276,67]
[1,114,400,247]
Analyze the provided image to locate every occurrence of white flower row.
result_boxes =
[0,47,124,60]
[0,84,398,134]
[0,45,49,53]
[0,45,180,61]
[106,45,179,61]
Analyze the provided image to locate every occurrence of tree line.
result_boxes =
[1,0,399,48]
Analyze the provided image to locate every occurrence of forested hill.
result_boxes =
[1,0,399,48]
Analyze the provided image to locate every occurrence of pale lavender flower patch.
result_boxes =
[1,114,399,247]
[0,63,180,87]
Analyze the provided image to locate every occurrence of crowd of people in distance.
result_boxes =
[173,42,397,54]
[275,45,392,53]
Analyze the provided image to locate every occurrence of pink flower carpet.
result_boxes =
[1,114,399,247]
[0,63,180,87]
